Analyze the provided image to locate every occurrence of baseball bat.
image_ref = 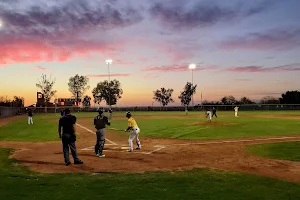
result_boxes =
[109,127,124,132]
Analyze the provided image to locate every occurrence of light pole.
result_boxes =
[189,64,196,107]
[106,59,113,109]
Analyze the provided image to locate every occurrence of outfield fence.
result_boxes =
[1,104,300,118]
[0,106,21,118]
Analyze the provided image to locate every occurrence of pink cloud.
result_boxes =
[114,60,134,65]
[87,74,130,78]
[143,64,218,72]
[35,66,48,70]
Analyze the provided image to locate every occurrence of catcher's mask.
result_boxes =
[126,111,131,118]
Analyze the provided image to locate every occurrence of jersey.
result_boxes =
[94,115,110,130]
[59,114,76,134]
[128,117,138,129]
[234,107,239,112]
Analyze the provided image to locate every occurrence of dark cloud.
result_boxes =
[143,64,218,72]
[0,0,142,38]
[149,0,271,30]
[227,63,300,72]
[220,28,300,50]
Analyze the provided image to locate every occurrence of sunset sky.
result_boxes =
[0,0,300,106]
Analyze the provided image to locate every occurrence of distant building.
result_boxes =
[57,98,81,106]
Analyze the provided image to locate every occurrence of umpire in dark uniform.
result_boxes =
[212,107,218,118]
[94,108,111,157]
[58,108,83,166]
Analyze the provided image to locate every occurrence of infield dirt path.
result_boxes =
[1,115,300,183]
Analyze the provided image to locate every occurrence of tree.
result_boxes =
[279,91,300,104]
[260,96,280,104]
[240,97,254,104]
[153,87,174,109]
[221,95,237,105]
[178,82,197,106]
[178,82,197,114]
[82,95,91,107]
[36,74,57,109]
[12,96,24,107]
[68,74,90,103]
[92,79,123,106]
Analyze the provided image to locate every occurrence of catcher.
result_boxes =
[125,112,141,152]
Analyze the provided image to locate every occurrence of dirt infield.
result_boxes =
[1,115,300,183]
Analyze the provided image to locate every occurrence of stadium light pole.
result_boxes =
[189,64,196,107]
[106,59,113,109]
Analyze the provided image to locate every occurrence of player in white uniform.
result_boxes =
[206,110,212,122]
[234,106,239,117]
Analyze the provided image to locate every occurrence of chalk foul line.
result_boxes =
[76,123,118,145]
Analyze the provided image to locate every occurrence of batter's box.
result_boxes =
[80,145,167,155]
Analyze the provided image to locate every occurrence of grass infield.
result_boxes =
[246,141,300,162]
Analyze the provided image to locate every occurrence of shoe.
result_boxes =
[65,161,71,166]
[128,149,133,152]
[98,154,105,158]
[136,147,141,150]
[74,160,83,164]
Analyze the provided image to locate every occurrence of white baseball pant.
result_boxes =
[28,117,33,124]
[129,128,141,151]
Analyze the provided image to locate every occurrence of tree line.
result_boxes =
[34,74,123,107]
[1,73,299,108]
[0,96,24,107]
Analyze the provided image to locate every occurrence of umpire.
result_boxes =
[212,107,218,118]
[94,108,111,157]
[58,108,83,166]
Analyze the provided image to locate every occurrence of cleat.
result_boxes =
[128,149,133,152]
[74,160,83,165]
[136,147,141,150]
[65,161,71,166]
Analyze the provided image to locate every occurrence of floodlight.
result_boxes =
[106,59,112,64]
[189,63,196,69]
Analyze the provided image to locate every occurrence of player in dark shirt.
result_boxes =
[58,108,83,166]
[212,107,217,118]
[108,108,113,119]
[94,108,111,157]
[60,109,65,117]
[27,109,33,124]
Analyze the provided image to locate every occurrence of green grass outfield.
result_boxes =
[1,148,300,200]
[1,111,300,142]
[246,142,300,162]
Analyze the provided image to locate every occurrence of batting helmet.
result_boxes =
[126,111,131,118]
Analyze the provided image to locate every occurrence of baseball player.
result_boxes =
[125,112,141,152]
[206,110,212,122]
[108,108,113,119]
[27,108,33,124]
[60,109,65,117]
[94,108,111,157]
[234,106,239,117]
[212,107,217,118]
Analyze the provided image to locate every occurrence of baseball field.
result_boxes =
[1,110,300,199]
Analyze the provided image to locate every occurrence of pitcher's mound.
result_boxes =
[186,121,237,126]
